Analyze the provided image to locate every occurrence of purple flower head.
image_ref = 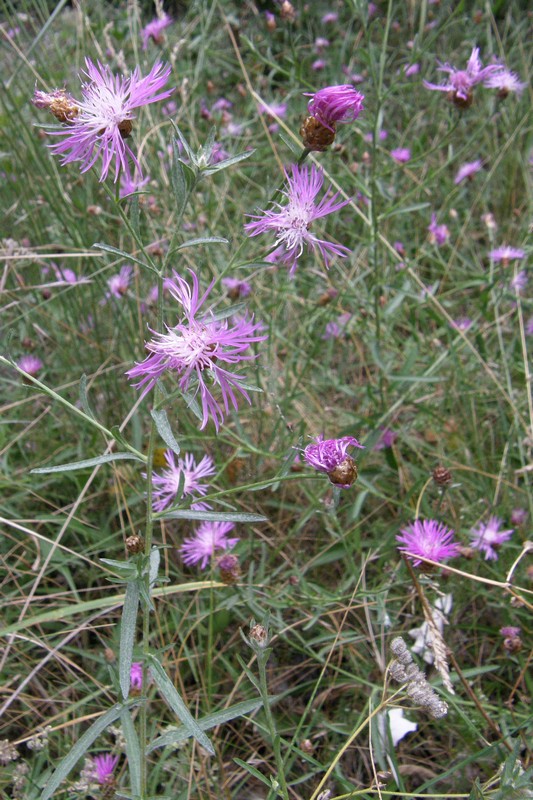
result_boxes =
[397,519,459,567]
[127,270,267,431]
[500,626,520,637]
[141,13,173,50]
[312,59,327,72]
[374,427,397,450]
[484,68,527,98]
[17,355,43,377]
[305,84,364,132]
[404,63,420,77]
[120,171,150,198]
[321,12,338,23]
[180,520,239,569]
[209,141,231,164]
[390,147,411,164]
[469,516,513,560]
[44,59,172,183]
[423,47,500,107]
[452,316,473,332]
[314,37,330,52]
[258,101,287,119]
[244,164,351,276]
[130,662,143,691]
[489,245,525,264]
[104,264,133,300]
[303,435,364,489]
[511,508,527,526]
[93,754,119,785]
[152,450,215,512]
[322,312,351,340]
[222,277,252,299]
[510,270,527,294]
[454,159,483,184]
[428,213,450,246]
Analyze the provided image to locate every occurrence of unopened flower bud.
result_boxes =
[125,534,144,555]
[279,1,296,23]
[432,465,452,486]
[249,623,269,648]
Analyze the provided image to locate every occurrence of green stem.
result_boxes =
[257,649,290,800]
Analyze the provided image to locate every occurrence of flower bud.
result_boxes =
[432,465,452,486]
[299,115,336,151]
[249,623,269,648]
[125,534,144,555]
[327,456,358,488]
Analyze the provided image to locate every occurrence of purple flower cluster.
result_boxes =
[34,59,172,182]
[397,519,459,567]
[424,47,527,107]
[127,270,266,431]
[245,164,351,276]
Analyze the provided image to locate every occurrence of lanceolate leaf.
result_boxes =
[119,581,140,700]
[147,654,215,755]
[150,408,180,456]
[157,509,268,523]
[31,452,144,474]
[120,707,141,796]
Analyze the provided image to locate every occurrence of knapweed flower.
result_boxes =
[489,245,525,265]
[180,521,239,569]
[511,508,527,526]
[484,68,527,98]
[130,662,143,691]
[428,213,450,246]
[322,312,352,340]
[38,59,172,183]
[301,85,364,149]
[469,516,513,560]
[222,277,252,299]
[452,316,474,332]
[374,427,397,450]
[390,147,411,164]
[244,164,351,276]
[152,450,215,512]
[396,519,459,567]
[93,754,119,785]
[103,264,133,301]
[510,270,528,294]
[17,355,43,377]
[423,47,501,108]
[303,435,364,488]
[127,270,266,431]
[321,11,338,23]
[141,12,173,50]
[454,159,483,184]
[120,171,150,198]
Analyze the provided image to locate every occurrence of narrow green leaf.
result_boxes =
[150,409,180,456]
[171,124,195,163]
[148,698,265,752]
[149,547,160,590]
[110,425,136,452]
[31,452,144,474]
[120,708,141,796]
[93,243,157,275]
[100,558,138,580]
[40,703,128,800]
[201,149,255,174]
[171,140,188,216]
[120,581,140,700]
[233,758,271,789]
[147,654,215,755]
[158,510,268,523]
[175,236,229,250]
[79,374,95,420]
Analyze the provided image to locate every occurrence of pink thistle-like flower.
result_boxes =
[222,277,252,299]
[500,626,520,637]
[258,101,287,119]
[511,508,527,526]
[127,270,267,431]
[120,171,150,198]
[469,516,514,560]
[510,270,528,294]
[42,59,172,183]
[151,451,215,512]
[141,13,173,50]
[93,754,119,785]
[130,662,143,691]
[303,435,364,489]
[489,245,525,264]
[312,59,327,72]
[423,47,501,107]
[404,63,420,77]
[321,12,338,23]
[397,519,459,567]
[322,312,351,340]
[104,264,133,300]
[374,427,397,450]
[304,84,364,132]
[452,317,474,332]
[244,164,351,276]
[428,213,450,246]
[390,147,411,164]
[17,355,43,377]
[454,159,483,184]
[180,520,239,569]
[484,67,527,98]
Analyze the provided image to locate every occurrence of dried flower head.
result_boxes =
[217,552,241,584]
[32,88,79,122]
[127,270,267,431]
[432,465,452,486]
[245,164,351,276]
[125,534,145,555]
[389,637,448,719]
